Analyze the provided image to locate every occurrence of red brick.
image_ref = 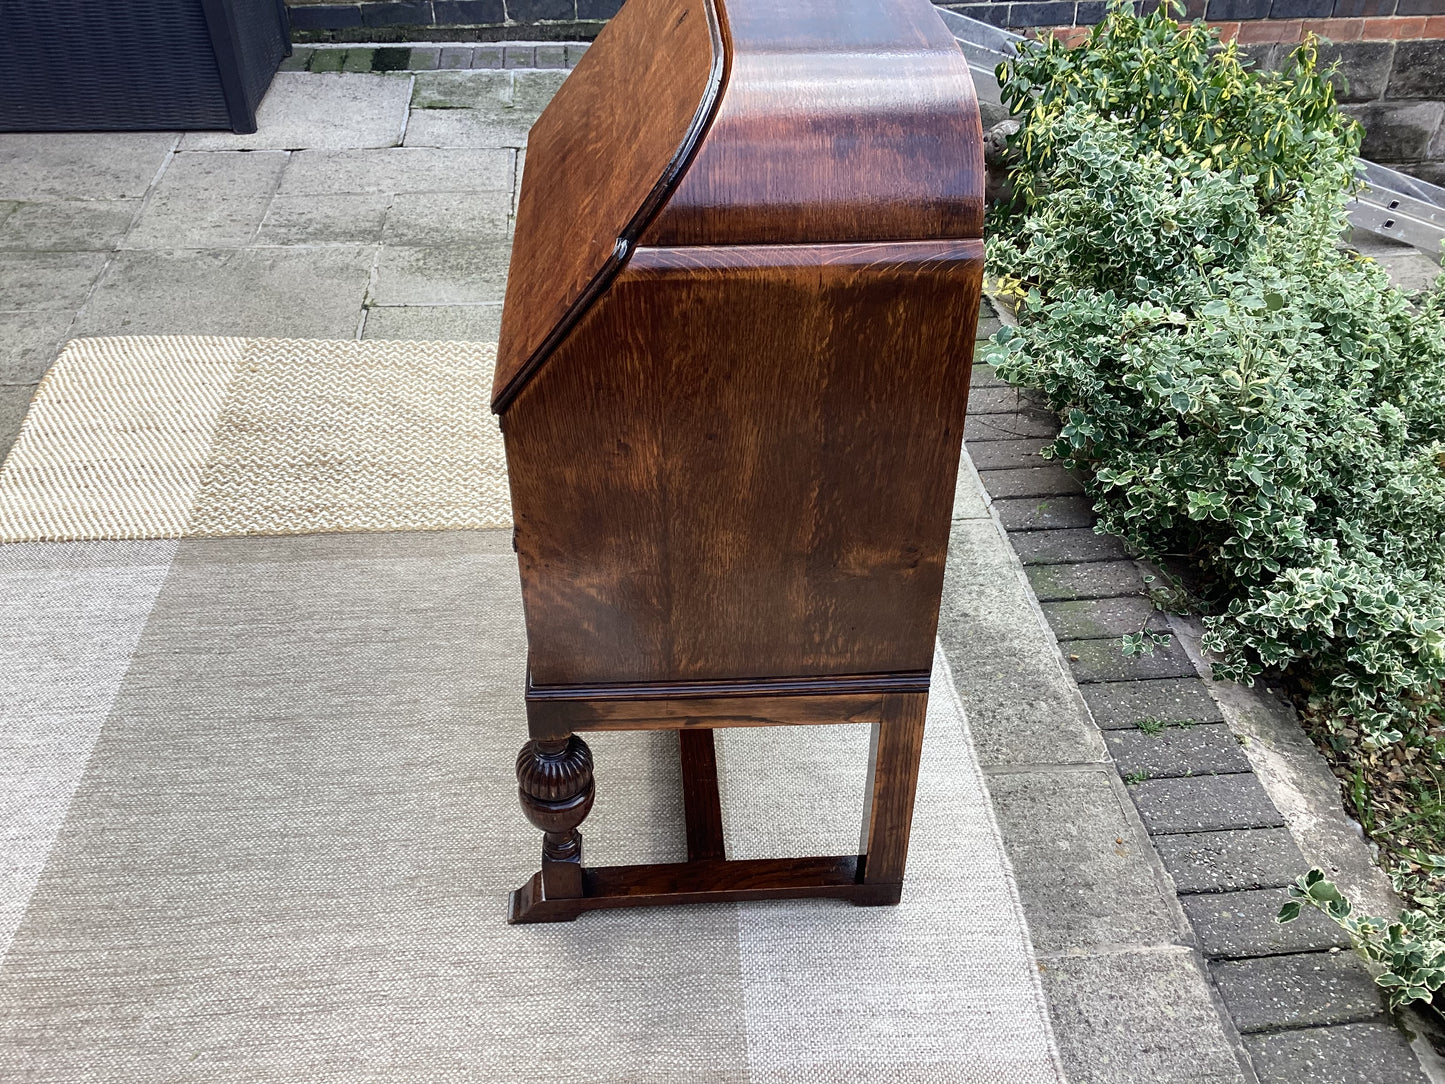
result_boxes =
[1363,15,1428,37]
[1238,17,1302,41]
[1424,14,1445,36]
[1309,16,1364,39]
[1207,19,1242,38]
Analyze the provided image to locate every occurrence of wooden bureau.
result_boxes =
[495,0,983,923]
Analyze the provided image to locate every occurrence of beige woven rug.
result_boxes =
[0,337,509,542]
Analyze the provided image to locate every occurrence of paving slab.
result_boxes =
[74,247,375,338]
[1211,952,1384,1033]
[121,196,272,249]
[410,69,513,109]
[0,382,35,462]
[1081,678,1225,729]
[964,410,1060,442]
[0,311,73,384]
[0,251,107,312]
[471,44,504,69]
[947,452,989,521]
[1037,950,1250,1084]
[1182,888,1353,957]
[256,193,393,245]
[279,147,514,195]
[0,132,176,201]
[181,74,413,151]
[967,385,1048,414]
[512,69,570,111]
[381,190,512,246]
[1105,723,1252,780]
[342,48,375,73]
[504,44,536,68]
[403,108,536,150]
[1063,634,1198,684]
[362,303,502,341]
[153,150,290,198]
[1243,1020,1428,1083]
[438,45,472,69]
[534,43,567,67]
[279,47,313,72]
[1010,527,1129,566]
[976,464,1084,498]
[1154,828,1309,894]
[994,495,1096,531]
[1131,774,1286,834]
[987,769,1181,953]
[1041,596,1169,640]
[963,437,1050,470]
[969,362,1008,387]
[1365,249,1442,294]
[0,200,140,252]
[1027,560,1145,603]
[938,520,1105,767]
[370,244,509,305]
[405,69,561,149]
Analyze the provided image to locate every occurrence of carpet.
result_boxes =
[0,337,509,542]
[0,338,1064,1083]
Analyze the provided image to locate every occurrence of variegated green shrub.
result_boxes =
[987,23,1445,746]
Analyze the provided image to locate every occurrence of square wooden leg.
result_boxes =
[856,692,928,902]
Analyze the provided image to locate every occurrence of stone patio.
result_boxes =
[1,56,1440,1084]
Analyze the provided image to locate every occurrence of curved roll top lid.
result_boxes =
[493,0,983,410]
[640,0,984,247]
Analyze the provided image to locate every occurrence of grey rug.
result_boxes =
[0,464,1063,1083]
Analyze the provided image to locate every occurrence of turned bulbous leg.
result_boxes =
[516,734,594,898]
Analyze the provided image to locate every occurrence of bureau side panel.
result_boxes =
[504,240,983,687]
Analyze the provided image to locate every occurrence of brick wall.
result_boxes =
[285,0,619,41]
[284,0,1445,182]
[1020,13,1445,184]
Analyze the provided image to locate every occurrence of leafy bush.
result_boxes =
[996,0,1360,213]
[1281,869,1445,1010]
[987,24,1445,749]
[989,0,1445,1014]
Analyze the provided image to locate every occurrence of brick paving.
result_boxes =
[966,309,1431,1082]
[279,41,587,73]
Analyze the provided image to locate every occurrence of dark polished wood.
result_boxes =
[525,669,930,703]
[527,689,887,740]
[509,856,902,924]
[506,240,981,688]
[492,0,723,407]
[497,0,983,923]
[515,735,595,899]
[860,693,929,885]
[679,730,726,861]
[640,0,985,247]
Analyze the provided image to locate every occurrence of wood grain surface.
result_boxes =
[640,0,984,247]
[526,689,890,738]
[491,0,722,407]
[505,239,982,688]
